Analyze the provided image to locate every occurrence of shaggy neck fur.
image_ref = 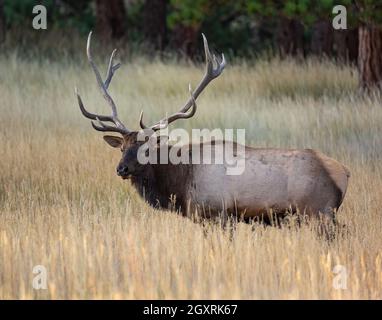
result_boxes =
[130,162,193,212]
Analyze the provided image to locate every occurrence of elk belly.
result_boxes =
[229,163,292,217]
[191,162,292,217]
[189,149,341,217]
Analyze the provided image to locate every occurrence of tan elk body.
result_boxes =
[76,32,350,223]
[185,143,349,218]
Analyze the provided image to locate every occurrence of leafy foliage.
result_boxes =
[246,0,353,25]
[4,0,94,32]
[2,0,382,57]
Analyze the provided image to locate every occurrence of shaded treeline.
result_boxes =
[1,1,382,89]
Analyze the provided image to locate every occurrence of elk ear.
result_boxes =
[103,135,123,148]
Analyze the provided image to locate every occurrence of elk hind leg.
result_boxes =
[317,206,337,240]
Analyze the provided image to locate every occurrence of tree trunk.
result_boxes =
[0,0,5,45]
[172,24,199,58]
[95,0,127,42]
[276,17,304,57]
[358,25,382,90]
[142,0,167,51]
[311,20,333,57]
[334,28,358,63]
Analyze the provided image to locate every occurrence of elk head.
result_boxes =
[76,32,225,179]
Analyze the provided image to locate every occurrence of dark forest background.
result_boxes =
[1,0,382,90]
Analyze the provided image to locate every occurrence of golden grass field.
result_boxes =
[0,50,381,299]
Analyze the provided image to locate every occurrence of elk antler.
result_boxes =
[75,31,130,134]
[140,33,226,131]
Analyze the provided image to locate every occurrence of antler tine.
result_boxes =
[165,84,197,122]
[76,31,129,135]
[86,32,125,128]
[141,34,225,131]
[76,87,116,122]
[91,117,127,133]
[141,84,197,131]
[202,33,226,80]
[104,49,121,89]
[139,110,148,130]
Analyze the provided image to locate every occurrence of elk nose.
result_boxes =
[117,164,129,176]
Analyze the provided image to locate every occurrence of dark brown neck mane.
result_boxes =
[131,160,193,212]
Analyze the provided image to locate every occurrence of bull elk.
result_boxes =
[76,32,350,226]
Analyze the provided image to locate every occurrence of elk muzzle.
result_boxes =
[116,163,129,178]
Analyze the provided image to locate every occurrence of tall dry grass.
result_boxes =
[0,50,381,299]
